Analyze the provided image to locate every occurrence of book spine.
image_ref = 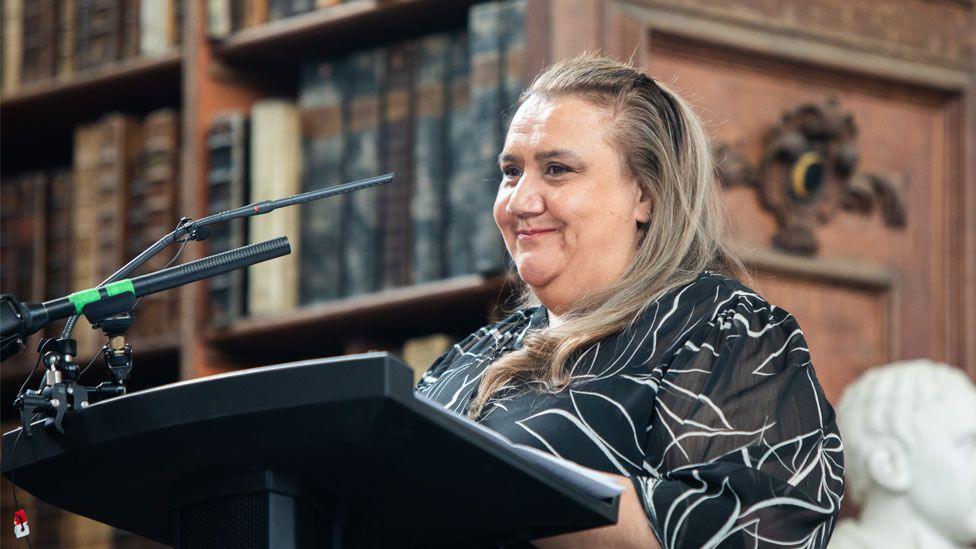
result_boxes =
[445,30,472,277]
[79,0,121,69]
[71,122,103,353]
[206,112,249,326]
[57,0,76,77]
[207,0,230,38]
[120,0,139,58]
[95,114,141,293]
[502,0,527,127]
[298,57,345,304]
[20,0,57,83]
[128,109,180,338]
[341,48,382,297]
[410,33,450,284]
[45,169,74,303]
[0,174,44,301]
[468,1,506,276]
[379,40,415,289]
[170,0,181,46]
[2,0,23,93]
[139,0,171,55]
[249,99,302,315]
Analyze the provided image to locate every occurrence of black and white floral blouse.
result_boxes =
[415,271,844,548]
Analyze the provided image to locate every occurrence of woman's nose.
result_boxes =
[505,174,545,217]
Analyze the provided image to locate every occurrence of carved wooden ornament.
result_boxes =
[716,98,906,256]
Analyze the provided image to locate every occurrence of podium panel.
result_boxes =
[2,352,618,548]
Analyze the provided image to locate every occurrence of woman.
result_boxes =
[416,54,844,548]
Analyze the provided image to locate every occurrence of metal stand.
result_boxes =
[14,294,136,437]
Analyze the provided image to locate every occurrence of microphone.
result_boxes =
[1,237,290,350]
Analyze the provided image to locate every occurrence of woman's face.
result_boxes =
[494,95,652,313]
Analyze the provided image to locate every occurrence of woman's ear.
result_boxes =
[634,183,652,224]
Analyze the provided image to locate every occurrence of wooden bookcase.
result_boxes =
[0,0,559,395]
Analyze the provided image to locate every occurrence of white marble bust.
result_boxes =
[831,359,976,549]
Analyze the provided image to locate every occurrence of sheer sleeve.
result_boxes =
[630,295,844,548]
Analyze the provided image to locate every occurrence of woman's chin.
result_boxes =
[515,259,559,288]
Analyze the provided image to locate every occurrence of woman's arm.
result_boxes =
[531,472,661,549]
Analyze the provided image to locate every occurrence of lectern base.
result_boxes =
[173,470,358,549]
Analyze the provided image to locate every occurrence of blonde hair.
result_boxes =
[468,53,744,419]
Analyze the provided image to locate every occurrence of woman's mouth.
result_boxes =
[516,228,557,239]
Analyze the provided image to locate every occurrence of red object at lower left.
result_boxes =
[13,509,30,538]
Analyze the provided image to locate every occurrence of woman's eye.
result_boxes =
[502,165,521,178]
[546,164,570,176]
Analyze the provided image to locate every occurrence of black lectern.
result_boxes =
[2,353,620,548]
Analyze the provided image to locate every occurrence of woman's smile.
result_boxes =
[516,228,558,239]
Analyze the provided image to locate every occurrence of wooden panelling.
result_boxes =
[601,0,975,384]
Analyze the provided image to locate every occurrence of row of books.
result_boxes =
[207,0,355,37]
[206,0,526,327]
[0,0,183,95]
[0,108,182,357]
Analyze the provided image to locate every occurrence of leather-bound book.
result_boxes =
[206,112,249,327]
[379,40,415,290]
[248,99,302,315]
[467,0,506,276]
[445,29,473,277]
[128,109,180,339]
[20,0,57,84]
[77,0,121,69]
[341,47,383,297]
[298,56,346,304]
[410,33,451,284]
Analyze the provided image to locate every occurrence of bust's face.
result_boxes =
[493,95,651,312]
[907,394,976,544]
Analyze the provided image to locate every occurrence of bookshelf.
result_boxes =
[1,0,552,381]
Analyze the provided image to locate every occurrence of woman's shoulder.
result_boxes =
[644,270,771,321]
[630,270,798,356]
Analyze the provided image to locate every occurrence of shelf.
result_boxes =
[212,0,478,66]
[207,274,514,359]
[0,51,183,173]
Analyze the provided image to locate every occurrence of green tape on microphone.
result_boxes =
[68,279,135,313]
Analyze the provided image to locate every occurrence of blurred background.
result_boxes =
[1,0,974,546]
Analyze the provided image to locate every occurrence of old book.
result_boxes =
[341,47,383,297]
[58,0,76,77]
[170,0,181,46]
[140,0,172,55]
[20,0,57,84]
[379,40,415,289]
[231,0,267,31]
[402,333,452,385]
[501,0,527,126]
[45,168,74,301]
[128,109,180,338]
[207,0,230,38]
[467,0,506,276]
[2,0,23,94]
[206,112,249,327]
[298,57,346,304]
[77,0,121,69]
[410,33,451,284]
[82,114,142,351]
[120,0,139,58]
[445,29,473,277]
[0,173,44,301]
[248,99,301,315]
[71,122,103,354]
[95,114,141,284]
[267,0,313,21]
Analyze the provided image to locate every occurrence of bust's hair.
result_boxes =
[836,359,976,505]
[467,53,745,419]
